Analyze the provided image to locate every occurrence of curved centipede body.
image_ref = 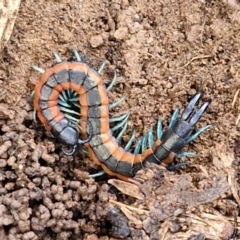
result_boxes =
[32,49,213,181]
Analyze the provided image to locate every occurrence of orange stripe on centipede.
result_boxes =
[33,68,54,111]
[33,64,65,130]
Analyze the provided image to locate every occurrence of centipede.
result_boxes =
[32,48,213,181]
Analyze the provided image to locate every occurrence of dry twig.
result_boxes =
[0,0,21,52]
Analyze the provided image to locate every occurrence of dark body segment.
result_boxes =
[41,107,61,122]
[69,69,86,85]
[103,156,143,177]
[88,105,109,118]
[85,87,102,106]
[40,85,55,101]
[54,69,69,84]
[83,74,99,91]
[93,144,112,162]
[89,132,111,147]
[86,117,109,135]
[46,75,59,88]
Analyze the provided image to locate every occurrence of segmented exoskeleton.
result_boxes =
[32,48,213,181]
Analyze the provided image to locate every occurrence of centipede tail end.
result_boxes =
[150,92,213,165]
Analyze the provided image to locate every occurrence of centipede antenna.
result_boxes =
[111,113,129,132]
[124,130,136,151]
[169,106,179,128]
[70,47,82,62]
[116,120,128,142]
[110,113,129,123]
[107,71,117,92]
[148,127,154,148]
[176,152,198,158]
[185,124,214,144]
[134,138,142,154]
[141,132,148,152]
[109,96,126,109]
[98,60,106,74]
[53,52,62,63]
[157,118,163,139]
[32,65,45,73]
[89,171,106,178]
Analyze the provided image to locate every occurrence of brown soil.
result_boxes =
[0,0,240,239]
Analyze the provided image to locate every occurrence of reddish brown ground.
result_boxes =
[0,0,240,239]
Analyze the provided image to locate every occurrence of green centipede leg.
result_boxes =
[169,106,179,128]
[58,99,72,108]
[98,60,106,74]
[59,106,80,116]
[110,113,129,123]
[157,118,163,139]
[89,171,106,178]
[116,120,128,142]
[32,65,45,73]
[109,96,126,109]
[134,138,142,154]
[185,124,214,144]
[70,47,82,62]
[107,71,117,92]
[167,162,190,170]
[33,108,37,123]
[53,52,62,63]
[124,130,136,151]
[148,127,154,148]
[176,152,198,158]
[141,132,148,152]
[111,113,129,132]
